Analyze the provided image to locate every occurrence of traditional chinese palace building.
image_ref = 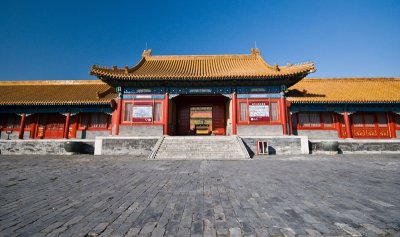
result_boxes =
[1,48,399,140]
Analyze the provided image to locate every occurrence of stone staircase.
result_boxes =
[150,136,250,159]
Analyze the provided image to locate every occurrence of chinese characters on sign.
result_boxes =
[249,102,270,121]
[132,106,153,122]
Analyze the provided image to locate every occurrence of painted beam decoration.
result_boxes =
[249,102,270,122]
[237,93,281,99]
[237,86,283,93]
[123,94,165,99]
[169,87,231,94]
[123,87,166,94]
[120,86,284,95]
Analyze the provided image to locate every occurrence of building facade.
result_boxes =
[1,49,399,140]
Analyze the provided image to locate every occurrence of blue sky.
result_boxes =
[0,0,399,80]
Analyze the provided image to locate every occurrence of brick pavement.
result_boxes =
[0,154,399,236]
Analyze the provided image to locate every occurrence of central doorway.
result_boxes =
[173,95,228,135]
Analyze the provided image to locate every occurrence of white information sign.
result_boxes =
[249,103,270,121]
[133,106,153,118]
[249,105,269,117]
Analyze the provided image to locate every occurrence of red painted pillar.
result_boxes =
[286,101,292,135]
[280,97,288,135]
[287,111,292,136]
[18,113,26,139]
[115,98,122,136]
[388,113,397,138]
[232,92,237,135]
[163,93,169,135]
[109,111,114,135]
[344,112,352,138]
[110,101,117,135]
[335,113,342,138]
[64,112,71,139]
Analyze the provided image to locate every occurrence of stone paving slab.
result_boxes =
[0,154,399,236]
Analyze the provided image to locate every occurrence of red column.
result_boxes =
[344,112,352,138]
[115,98,122,136]
[109,111,114,135]
[64,112,70,139]
[232,92,237,135]
[287,111,292,136]
[388,113,397,138]
[335,113,342,138]
[286,101,292,135]
[163,93,169,135]
[18,113,26,139]
[280,97,288,135]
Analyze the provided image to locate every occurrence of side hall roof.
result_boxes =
[0,80,116,106]
[90,48,316,81]
[0,78,399,107]
[287,78,400,104]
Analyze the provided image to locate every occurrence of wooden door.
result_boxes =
[351,112,390,138]
[337,114,347,138]
[212,104,226,135]
[36,114,65,139]
[177,105,190,135]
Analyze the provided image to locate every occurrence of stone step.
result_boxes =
[155,154,246,159]
[159,147,239,150]
[153,136,248,160]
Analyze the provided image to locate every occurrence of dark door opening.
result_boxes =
[173,95,228,135]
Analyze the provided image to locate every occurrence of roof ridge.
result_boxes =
[304,77,400,80]
[145,54,259,60]
[0,80,106,85]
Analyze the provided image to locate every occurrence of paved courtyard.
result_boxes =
[0,154,399,237]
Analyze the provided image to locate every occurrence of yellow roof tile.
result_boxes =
[287,78,400,103]
[0,80,117,106]
[90,48,315,81]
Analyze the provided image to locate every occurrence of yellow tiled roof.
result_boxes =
[90,48,315,81]
[287,78,400,103]
[0,80,117,106]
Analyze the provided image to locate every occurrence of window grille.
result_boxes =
[257,140,269,155]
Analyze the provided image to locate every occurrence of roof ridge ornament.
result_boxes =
[250,48,261,56]
[142,49,152,58]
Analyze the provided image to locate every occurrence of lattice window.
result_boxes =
[124,103,133,122]
[364,114,375,127]
[377,113,388,127]
[322,112,333,127]
[91,113,108,128]
[270,102,279,121]
[395,114,400,129]
[309,112,320,127]
[298,112,311,127]
[80,113,110,129]
[153,102,162,122]
[352,114,364,127]
[239,102,247,122]
[1,114,21,129]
